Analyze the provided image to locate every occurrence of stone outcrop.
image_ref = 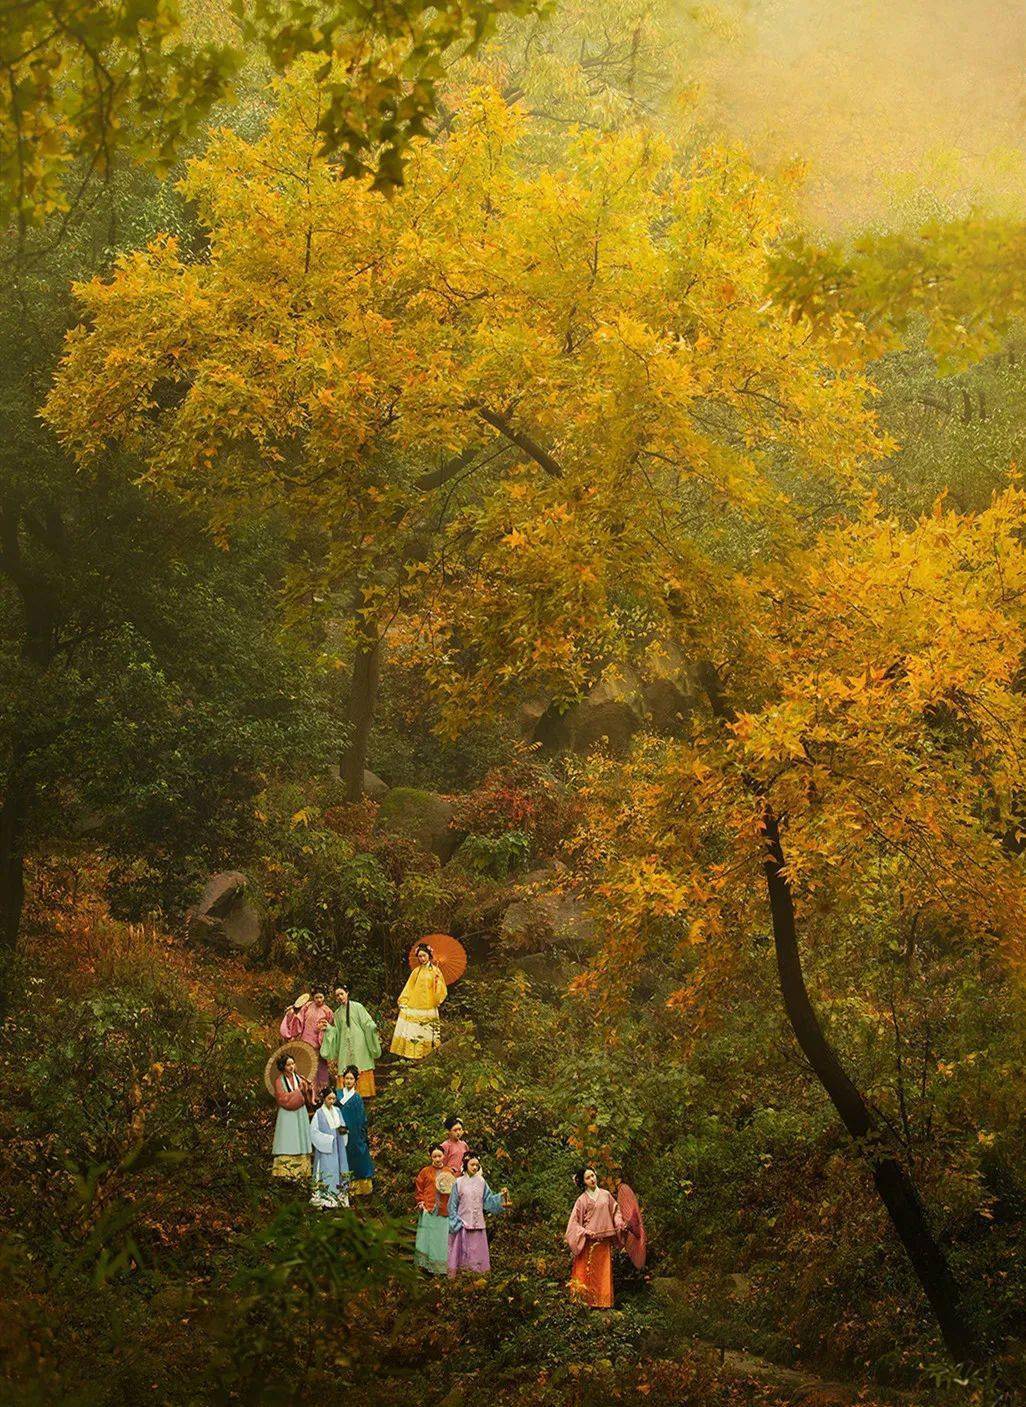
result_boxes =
[498,865,596,954]
[362,769,390,801]
[374,787,462,861]
[523,644,700,755]
[186,871,267,953]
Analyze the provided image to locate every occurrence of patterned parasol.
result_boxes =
[408,933,467,985]
[617,1182,647,1269]
[263,1039,317,1098]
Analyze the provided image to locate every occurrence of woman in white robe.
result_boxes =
[309,1087,350,1208]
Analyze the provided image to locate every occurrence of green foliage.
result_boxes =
[257,782,396,986]
[453,830,532,879]
[0,0,547,232]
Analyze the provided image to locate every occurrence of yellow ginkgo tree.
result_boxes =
[45,62,883,795]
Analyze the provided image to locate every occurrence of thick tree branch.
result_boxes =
[414,445,479,492]
[468,403,564,478]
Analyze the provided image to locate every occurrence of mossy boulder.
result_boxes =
[374,787,461,861]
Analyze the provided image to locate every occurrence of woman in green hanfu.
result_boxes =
[322,982,382,1098]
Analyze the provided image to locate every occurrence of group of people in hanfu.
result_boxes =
[267,941,644,1305]
[268,945,451,1206]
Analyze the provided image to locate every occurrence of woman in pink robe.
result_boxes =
[565,1167,625,1308]
[280,989,334,1093]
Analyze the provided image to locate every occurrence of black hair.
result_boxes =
[461,1150,479,1171]
[415,942,434,960]
[333,981,351,1026]
[430,1144,445,1156]
[574,1166,596,1191]
[275,1054,292,1073]
[342,1064,360,1081]
[317,1085,336,1106]
[445,1115,463,1131]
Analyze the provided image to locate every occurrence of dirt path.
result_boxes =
[708,1346,912,1404]
[651,1279,916,1405]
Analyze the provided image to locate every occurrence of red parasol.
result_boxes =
[617,1182,647,1269]
[408,933,467,985]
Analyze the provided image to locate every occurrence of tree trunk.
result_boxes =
[761,806,981,1366]
[695,662,981,1365]
[0,749,29,1017]
[0,775,26,947]
[342,625,382,802]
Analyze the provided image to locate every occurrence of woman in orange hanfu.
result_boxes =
[565,1167,625,1308]
[390,942,447,1059]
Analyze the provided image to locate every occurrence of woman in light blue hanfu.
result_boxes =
[271,1053,313,1181]
[309,1087,350,1208]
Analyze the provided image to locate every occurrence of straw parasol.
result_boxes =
[408,933,467,985]
[263,1039,317,1098]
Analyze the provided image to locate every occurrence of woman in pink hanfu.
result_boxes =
[565,1167,625,1308]
[447,1152,509,1278]
[279,988,334,1093]
[440,1116,468,1176]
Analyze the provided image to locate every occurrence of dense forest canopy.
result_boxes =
[3,3,1026,1405]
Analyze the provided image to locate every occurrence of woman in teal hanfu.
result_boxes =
[338,1065,375,1196]
[414,1145,451,1275]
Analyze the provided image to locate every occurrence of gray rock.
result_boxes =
[374,787,461,861]
[499,870,595,955]
[508,950,574,986]
[186,871,267,953]
[362,769,389,801]
[528,651,699,754]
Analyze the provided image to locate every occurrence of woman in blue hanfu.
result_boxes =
[309,1086,350,1209]
[338,1064,375,1196]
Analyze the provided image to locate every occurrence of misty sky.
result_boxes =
[695,0,1026,230]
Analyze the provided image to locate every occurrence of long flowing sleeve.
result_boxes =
[280,1007,301,1040]
[361,1005,382,1059]
[313,1004,333,1048]
[414,1167,436,1213]
[434,969,448,1007]
[396,972,416,1011]
[350,1093,368,1138]
[320,1017,339,1063]
[448,1180,462,1233]
[565,1197,588,1256]
[482,1182,506,1217]
[309,1109,336,1156]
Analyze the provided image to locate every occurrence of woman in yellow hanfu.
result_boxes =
[390,943,447,1059]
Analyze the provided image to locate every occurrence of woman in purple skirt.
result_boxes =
[447,1152,510,1277]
